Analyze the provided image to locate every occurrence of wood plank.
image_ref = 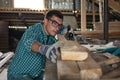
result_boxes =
[81,0,87,31]
[98,0,103,22]
[98,55,120,66]
[45,60,57,80]
[102,67,120,79]
[109,0,120,13]
[95,22,120,31]
[57,54,102,80]
[77,54,102,80]
[57,60,80,80]
[58,35,88,61]
[74,30,120,39]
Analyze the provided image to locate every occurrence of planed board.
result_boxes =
[45,60,57,80]
[57,55,102,80]
[78,55,102,80]
[57,60,80,80]
[58,35,88,61]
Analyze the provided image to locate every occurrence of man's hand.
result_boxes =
[39,41,64,63]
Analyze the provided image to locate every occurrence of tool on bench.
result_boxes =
[64,25,75,40]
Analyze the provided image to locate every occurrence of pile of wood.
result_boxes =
[45,35,120,80]
[57,35,102,80]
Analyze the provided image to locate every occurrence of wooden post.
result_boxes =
[92,0,96,29]
[98,0,103,22]
[81,0,86,32]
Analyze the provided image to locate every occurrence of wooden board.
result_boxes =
[57,54,102,80]
[45,60,57,80]
[57,60,80,80]
[95,22,120,31]
[78,55,102,80]
[74,30,120,39]
[58,35,88,61]
[57,35,102,80]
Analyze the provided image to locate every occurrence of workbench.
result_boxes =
[45,53,120,80]
[45,35,120,80]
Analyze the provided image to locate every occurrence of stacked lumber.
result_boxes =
[56,35,102,80]
[45,35,120,79]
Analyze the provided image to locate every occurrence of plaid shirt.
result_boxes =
[8,22,56,78]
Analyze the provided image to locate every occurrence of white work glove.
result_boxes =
[39,41,63,63]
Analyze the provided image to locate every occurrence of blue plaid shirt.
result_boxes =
[8,22,56,78]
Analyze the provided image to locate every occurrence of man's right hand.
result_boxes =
[39,41,64,63]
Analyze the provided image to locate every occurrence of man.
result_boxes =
[7,10,65,80]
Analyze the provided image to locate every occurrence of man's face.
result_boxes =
[44,15,63,36]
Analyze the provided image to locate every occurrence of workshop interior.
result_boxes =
[0,0,120,80]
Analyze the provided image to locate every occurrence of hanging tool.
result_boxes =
[64,25,75,40]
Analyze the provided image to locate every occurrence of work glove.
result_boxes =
[39,41,63,63]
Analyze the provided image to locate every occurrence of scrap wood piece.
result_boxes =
[57,60,80,80]
[98,56,120,66]
[103,52,117,58]
[102,67,120,79]
[77,55,102,80]
[58,35,88,61]
[0,52,14,68]
[45,60,57,80]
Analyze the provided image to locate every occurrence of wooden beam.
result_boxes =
[58,35,88,61]
[102,67,120,79]
[98,53,120,66]
[92,0,96,25]
[57,60,80,80]
[78,55,102,80]
[109,0,120,13]
[81,0,86,32]
[45,60,57,80]
[57,54,102,80]
[98,0,103,22]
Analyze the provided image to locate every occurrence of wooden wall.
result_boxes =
[0,21,9,52]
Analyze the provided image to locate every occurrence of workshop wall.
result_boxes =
[0,21,9,52]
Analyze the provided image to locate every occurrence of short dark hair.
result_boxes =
[45,10,63,20]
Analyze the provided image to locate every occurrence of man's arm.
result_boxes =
[31,41,64,63]
[31,42,41,53]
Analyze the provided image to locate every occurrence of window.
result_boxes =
[14,0,45,10]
